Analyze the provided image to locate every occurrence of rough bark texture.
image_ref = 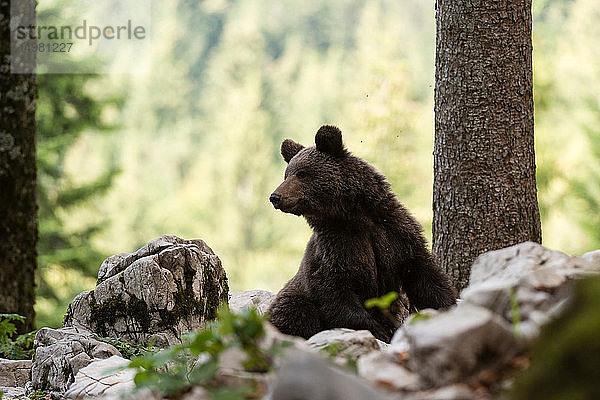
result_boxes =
[433,0,541,293]
[0,0,37,332]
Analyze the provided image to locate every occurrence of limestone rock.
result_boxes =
[404,384,480,400]
[64,355,135,399]
[64,235,229,347]
[228,290,275,315]
[388,327,410,355]
[468,241,597,288]
[0,359,31,387]
[357,351,420,391]
[28,327,122,394]
[462,242,599,341]
[404,304,524,387]
[266,349,394,400]
[0,386,26,400]
[307,329,381,366]
[582,249,600,268]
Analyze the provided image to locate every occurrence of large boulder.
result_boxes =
[64,236,229,347]
[461,241,598,341]
[403,303,525,387]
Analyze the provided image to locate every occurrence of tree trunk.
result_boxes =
[433,0,541,293]
[0,0,37,333]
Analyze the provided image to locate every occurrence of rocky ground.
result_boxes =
[1,236,598,400]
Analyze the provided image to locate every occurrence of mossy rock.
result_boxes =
[64,236,229,347]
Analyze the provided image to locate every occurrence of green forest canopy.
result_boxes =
[36,0,600,327]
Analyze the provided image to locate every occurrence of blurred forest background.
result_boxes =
[36,0,600,327]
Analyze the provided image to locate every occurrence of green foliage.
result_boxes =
[36,70,121,327]
[318,342,358,374]
[93,335,153,360]
[0,314,36,360]
[27,392,49,400]
[364,291,398,310]
[35,2,124,328]
[509,276,600,400]
[409,311,434,325]
[126,306,291,399]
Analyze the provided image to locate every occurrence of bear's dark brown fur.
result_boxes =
[268,125,456,342]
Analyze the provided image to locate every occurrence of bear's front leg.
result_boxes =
[308,257,394,342]
[401,253,456,311]
[317,287,392,342]
[268,276,324,339]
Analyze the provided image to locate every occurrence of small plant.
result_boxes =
[94,335,152,359]
[509,287,522,338]
[364,291,398,310]
[409,311,434,325]
[126,306,291,399]
[28,391,49,400]
[0,314,36,360]
[319,342,358,374]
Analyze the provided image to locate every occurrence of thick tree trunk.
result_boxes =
[433,0,541,293]
[0,0,37,333]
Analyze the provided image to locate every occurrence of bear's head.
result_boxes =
[270,125,388,222]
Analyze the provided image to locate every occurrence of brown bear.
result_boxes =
[268,125,456,342]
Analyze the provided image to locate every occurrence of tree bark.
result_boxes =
[433,0,541,293]
[0,0,37,333]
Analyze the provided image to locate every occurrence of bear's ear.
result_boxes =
[281,139,305,163]
[315,125,344,156]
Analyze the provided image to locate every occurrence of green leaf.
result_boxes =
[132,370,156,388]
[409,311,434,325]
[0,314,26,323]
[188,359,218,384]
[365,292,398,309]
[187,330,215,356]
[509,287,522,338]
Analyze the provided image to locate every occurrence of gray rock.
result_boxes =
[404,384,480,400]
[0,386,26,399]
[64,235,229,347]
[468,242,597,288]
[307,329,381,366]
[64,355,135,399]
[582,249,600,268]
[28,327,122,394]
[388,309,439,356]
[228,290,275,315]
[266,349,394,400]
[0,359,31,387]
[388,327,410,355]
[462,242,599,341]
[357,351,420,391]
[404,304,524,387]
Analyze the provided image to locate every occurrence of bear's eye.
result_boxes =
[296,170,307,179]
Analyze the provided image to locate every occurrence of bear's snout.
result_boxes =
[270,193,282,209]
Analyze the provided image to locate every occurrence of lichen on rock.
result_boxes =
[64,235,229,347]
